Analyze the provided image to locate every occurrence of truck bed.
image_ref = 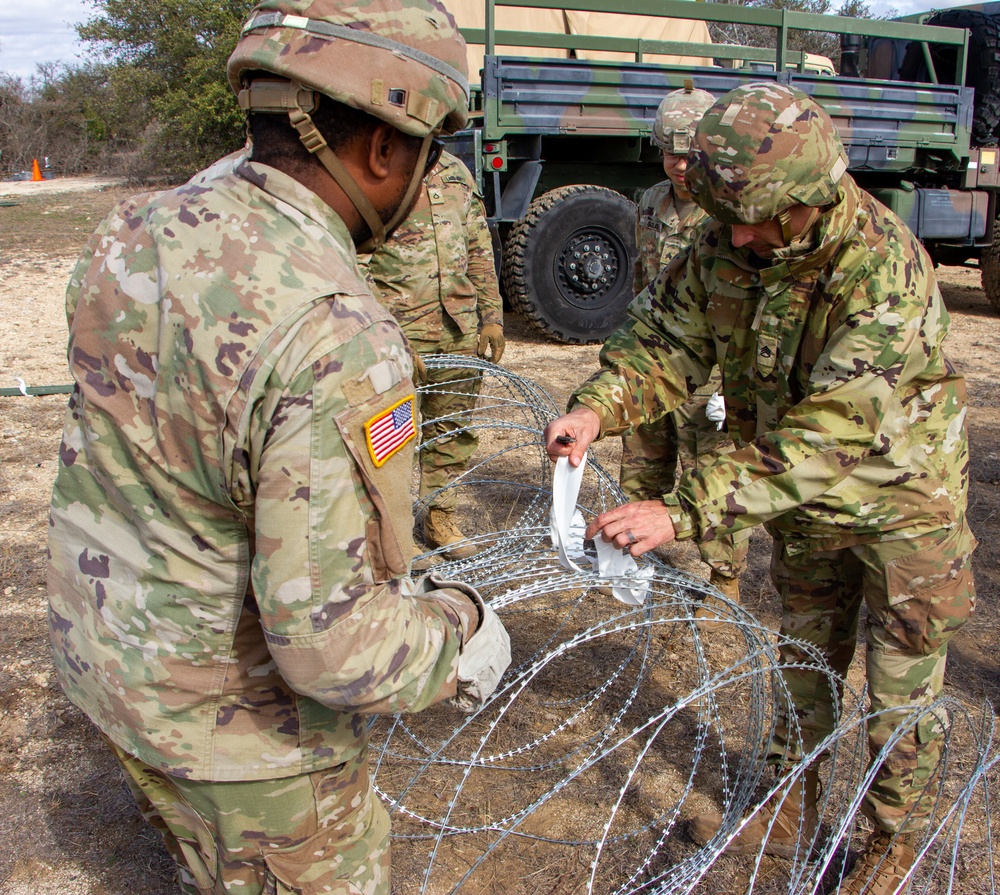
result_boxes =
[483,56,974,174]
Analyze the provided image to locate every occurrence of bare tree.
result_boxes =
[706,0,889,71]
[0,64,112,177]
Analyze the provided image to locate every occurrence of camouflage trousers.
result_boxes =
[619,376,749,578]
[766,520,977,832]
[106,740,390,894]
[412,334,481,514]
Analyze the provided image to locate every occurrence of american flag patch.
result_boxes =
[364,395,417,467]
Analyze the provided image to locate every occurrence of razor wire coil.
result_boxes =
[369,355,1000,895]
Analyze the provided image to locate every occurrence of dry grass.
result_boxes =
[0,186,134,260]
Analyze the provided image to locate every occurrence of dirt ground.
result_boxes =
[1,178,999,894]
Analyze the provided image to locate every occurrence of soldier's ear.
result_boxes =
[363,123,417,182]
[364,122,395,180]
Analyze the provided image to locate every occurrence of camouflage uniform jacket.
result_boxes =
[572,174,970,556]
[47,159,479,782]
[362,150,501,347]
[633,179,709,295]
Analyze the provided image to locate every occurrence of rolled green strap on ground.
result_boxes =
[0,383,73,397]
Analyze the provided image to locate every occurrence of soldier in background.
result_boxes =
[364,149,504,561]
[623,84,750,622]
[45,1,510,892]
[544,83,975,894]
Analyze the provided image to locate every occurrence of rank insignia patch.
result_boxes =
[365,395,416,467]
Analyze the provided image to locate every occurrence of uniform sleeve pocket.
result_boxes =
[334,386,418,581]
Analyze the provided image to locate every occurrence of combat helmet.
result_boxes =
[685,82,848,228]
[227,0,470,249]
[652,84,715,155]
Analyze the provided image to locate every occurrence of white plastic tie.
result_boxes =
[550,456,652,606]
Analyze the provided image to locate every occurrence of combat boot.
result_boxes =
[837,829,915,895]
[694,571,741,630]
[689,767,820,858]
[423,508,477,560]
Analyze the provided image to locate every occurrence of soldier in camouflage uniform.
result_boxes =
[45,2,511,893]
[362,149,504,561]
[623,84,750,619]
[544,84,975,894]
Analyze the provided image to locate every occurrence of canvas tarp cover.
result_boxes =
[565,12,712,65]
[447,1,714,82]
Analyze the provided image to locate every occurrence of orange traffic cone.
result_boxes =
[31,158,42,182]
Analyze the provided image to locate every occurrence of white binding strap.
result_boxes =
[550,456,652,606]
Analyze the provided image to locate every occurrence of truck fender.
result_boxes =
[497,160,543,221]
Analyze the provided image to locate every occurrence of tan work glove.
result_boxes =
[410,351,427,386]
[415,573,511,713]
[451,598,510,712]
[476,323,505,363]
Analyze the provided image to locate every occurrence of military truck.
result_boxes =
[445,0,998,343]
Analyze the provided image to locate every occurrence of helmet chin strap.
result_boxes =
[778,205,822,253]
[290,105,386,246]
[238,78,431,252]
[287,102,432,253]
[288,108,434,253]
[361,134,432,253]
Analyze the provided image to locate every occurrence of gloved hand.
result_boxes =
[450,598,510,712]
[415,573,511,713]
[411,351,428,386]
[477,323,505,363]
[705,392,726,430]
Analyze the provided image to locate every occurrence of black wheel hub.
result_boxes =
[555,229,623,305]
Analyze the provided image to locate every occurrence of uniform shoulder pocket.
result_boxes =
[334,374,419,581]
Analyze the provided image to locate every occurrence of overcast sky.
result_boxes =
[0,1,97,81]
[0,0,977,82]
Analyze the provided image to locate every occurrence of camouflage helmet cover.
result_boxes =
[684,82,849,225]
[227,0,470,137]
[652,85,715,155]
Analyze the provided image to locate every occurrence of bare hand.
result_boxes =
[543,407,601,467]
[585,500,676,557]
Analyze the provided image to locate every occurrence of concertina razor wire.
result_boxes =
[367,355,999,895]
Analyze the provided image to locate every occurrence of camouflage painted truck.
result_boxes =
[445,0,999,343]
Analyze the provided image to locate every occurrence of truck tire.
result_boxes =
[981,225,1000,311]
[502,185,637,344]
[899,9,1000,146]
